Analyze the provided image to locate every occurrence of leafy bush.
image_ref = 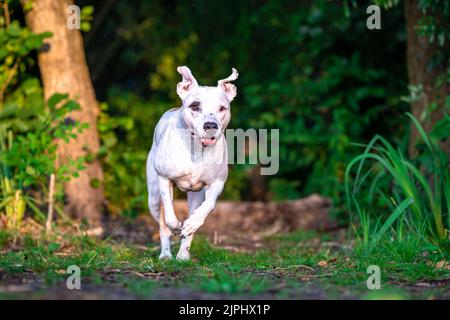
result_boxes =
[0,94,88,229]
[0,3,87,229]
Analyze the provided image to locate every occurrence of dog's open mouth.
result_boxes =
[201,137,216,147]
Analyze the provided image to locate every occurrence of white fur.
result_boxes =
[146,66,238,260]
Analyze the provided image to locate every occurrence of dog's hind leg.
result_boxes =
[176,189,205,260]
[149,194,173,260]
[158,208,173,260]
[158,176,182,232]
[147,163,173,260]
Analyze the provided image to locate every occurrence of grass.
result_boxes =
[0,228,449,299]
[337,113,450,299]
[345,113,450,247]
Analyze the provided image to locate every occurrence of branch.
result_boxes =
[1,1,10,27]
[0,58,21,109]
[45,173,56,234]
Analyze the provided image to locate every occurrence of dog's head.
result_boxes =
[176,66,238,147]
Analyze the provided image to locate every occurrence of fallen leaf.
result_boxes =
[300,277,311,282]
[318,260,328,268]
[435,260,449,270]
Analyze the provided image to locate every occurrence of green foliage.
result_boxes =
[345,113,450,247]
[2,94,87,187]
[0,93,88,227]
[0,2,87,228]
[0,12,51,106]
[80,5,94,32]
[374,0,400,10]
[416,0,450,47]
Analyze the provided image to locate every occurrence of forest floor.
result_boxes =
[0,216,449,300]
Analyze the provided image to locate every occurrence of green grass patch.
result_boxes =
[0,229,449,299]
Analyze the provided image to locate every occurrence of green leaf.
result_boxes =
[80,22,91,32]
[47,93,68,109]
[22,0,34,12]
[60,100,81,113]
[7,21,22,37]
[47,243,60,253]
[24,35,43,50]
[0,47,8,60]
[90,178,101,189]
[25,166,36,176]
[81,5,95,16]
[430,116,450,140]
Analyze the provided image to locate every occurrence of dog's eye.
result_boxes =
[219,106,227,112]
[189,102,200,112]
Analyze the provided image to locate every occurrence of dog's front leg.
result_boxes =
[180,179,224,239]
[177,190,205,260]
[158,176,182,232]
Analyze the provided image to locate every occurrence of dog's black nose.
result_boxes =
[203,122,218,131]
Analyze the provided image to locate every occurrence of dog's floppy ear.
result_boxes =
[177,66,198,100]
[217,68,239,102]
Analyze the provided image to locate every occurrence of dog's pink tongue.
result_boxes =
[202,138,216,146]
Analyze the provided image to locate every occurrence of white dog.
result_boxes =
[146,66,238,260]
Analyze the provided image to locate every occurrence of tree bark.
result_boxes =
[404,0,449,156]
[22,0,104,226]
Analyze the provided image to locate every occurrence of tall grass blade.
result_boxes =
[370,197,414,248]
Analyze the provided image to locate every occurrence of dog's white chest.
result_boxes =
[166,150,223,191]
[174,173,205,191]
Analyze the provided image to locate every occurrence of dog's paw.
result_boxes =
[166,218,182,234]
[158,253,173,261]
[176,250,190,261]
[180,215,205,238]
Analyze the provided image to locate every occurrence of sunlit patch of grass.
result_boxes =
[351,235,450,283]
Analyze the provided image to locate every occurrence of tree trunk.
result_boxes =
[404,0,449,156]
[22,0,104,226]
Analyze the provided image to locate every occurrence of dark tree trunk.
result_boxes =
[404,0,449,156]
[22,0,104,226]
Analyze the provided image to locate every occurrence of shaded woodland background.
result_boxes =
[87,0,409,215]
[84,0,409,216]
[0,0,448,229]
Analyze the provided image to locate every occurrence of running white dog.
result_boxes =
[146,66,238,260]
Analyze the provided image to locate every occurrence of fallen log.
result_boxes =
[173,194,337,235]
